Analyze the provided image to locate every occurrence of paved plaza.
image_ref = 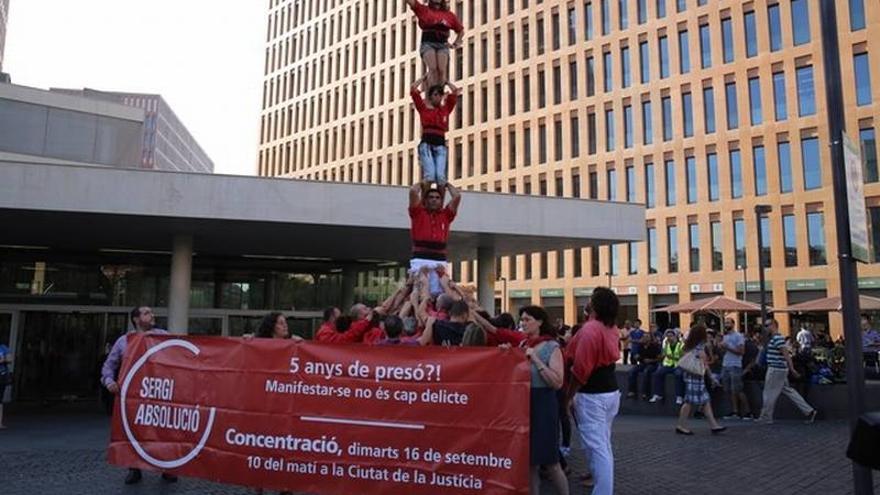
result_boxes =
[0,410,875,494]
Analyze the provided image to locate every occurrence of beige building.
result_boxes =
[258,0,879,337]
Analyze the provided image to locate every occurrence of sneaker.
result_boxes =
[649,395,663,403]
[740,414,753,421]
[722,414,739,421]
[675,396,684,405]
[805,410,818,424]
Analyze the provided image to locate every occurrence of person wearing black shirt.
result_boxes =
[627,332,662,399]
[419,300,470,345]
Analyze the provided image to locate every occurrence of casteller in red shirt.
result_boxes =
[314,319,374,344]
[409,183,461,262]
[411,87,457,143]
[410,1,464,45]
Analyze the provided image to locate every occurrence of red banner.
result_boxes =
[108,334,530,494]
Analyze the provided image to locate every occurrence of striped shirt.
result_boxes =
[766,334,788,369]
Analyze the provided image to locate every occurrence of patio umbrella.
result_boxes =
[650,295,767,317]
[776,294,880,313]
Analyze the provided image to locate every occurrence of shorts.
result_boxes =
[420,40,450,57]
[721,366,744,393]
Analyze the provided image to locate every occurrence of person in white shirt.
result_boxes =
[796,325,814,354]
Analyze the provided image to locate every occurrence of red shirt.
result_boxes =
[567,320,621,385]
[314,320,373,344]
[486,328,528,347]
[411,3,463,42]
[409,204,456,260]
[363,327,387,346]
[411,88,457,139]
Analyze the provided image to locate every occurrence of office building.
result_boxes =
[52,88,214,173]
[258,0,878,336]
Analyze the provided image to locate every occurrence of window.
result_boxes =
[647,226,658,274]
[585,1,594,40]
[642,100,653,145]
[571,115,581,158]
[554,120,563,160]
[590,247,600,276]
[539,122,547,163]
[645,163,656,208]
[871,208,880,262]
[725,82,739,130]
[659,35,670,78]
[703,86,716,133]
[686,156,697,203]
[603,51,613,92]
[773,72,788,121]
[711,220,723,271]
[589,170,599,198]
[676,0,686,12]
[861,127,878,183]
[748,77,762,125]
[523,73,531,111]
[638,0,648,24]
[682,92,694,137]
[667,225,679,273]
[730,149,743,198]
[679,30,690,74]
[621,47,632,88]
[537,17,545,55]
[557,249,565,277]
[665,159,676,206]
[707,153,719,201]
[522,20,530,59]
[607,168,617,200]
[850,0,866,31]
[722,18,734,64]
[792,0,811,46]
[586,56,596,96]
[626,165,636,202]
[854,53,873,106]
[753,145,767,196]
[605,108,615,151]
[760,215,771,268]
[689,223,700,272]
[734,218,746,268]
[524,126,532,165]
[573,171,582,197]
[639,41,650,84]
[768,3,782,52]
[588,111,597,154]
[744,11,758,58]
[570,60,579,99]
[610,245,620,276]
[807,212,826,265]
[699,24,711,69]
[657,0,666,18]
[624,104,633,148]
[601,0,610,35]
[628,242,638,274]
[619,0,629,29]
[552,12,561,50]
[538,69,547,108]
[778,141,793,192]
[662,95,673,141]
[783,214,798,266]
[553,65,562,105]
[802,137,822,190]
[568,6,578,44]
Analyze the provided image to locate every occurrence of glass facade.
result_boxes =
[753,145,767,196]
[802,137,822,190]
[778,141,793,193]
[768,3,782,52]
[862,127,878,183]
[665,159,677,206]
[792,0,811,46]
[807,212,827,266]
[626,165,637,202]
[682,92,693,138]
[703,86,715,133]
[659,35,670,79]
[639,40,650,84]
[796,65,816,117]
[773,71,787,121]
[667,225,679,273]
[699,23,711,69]
[624,104,634,148]
[688,223,700,272]
[662,96,673,141]
[678,29,690,74]
[749,77,762,125]
[647,226,658,274]
[744,11,758,58]
[783,214,798,267]
[645,162,656,208]
[707,153,719,201]
[722,17,734,64]
[621,47,632,88]
[760,215,771,268]
[854,52,873,106]
[734,218,746,268]
[642,100,653,144]
[850,0,866,31]
[711,221,723,271]
[726,82,739,130]
[686,156,698,203]
[730,149,743,198]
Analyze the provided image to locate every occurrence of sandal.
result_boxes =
[711,426,728,434]
[675,427,694,436]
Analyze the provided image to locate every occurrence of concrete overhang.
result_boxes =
[0,161,645,264]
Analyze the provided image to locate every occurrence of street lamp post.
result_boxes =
[605,271,612,288]
[755,205,772,332]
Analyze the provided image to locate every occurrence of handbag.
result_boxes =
[677,349,705,376]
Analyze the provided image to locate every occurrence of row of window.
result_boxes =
[264,0,869,107]
[475,207,836,284]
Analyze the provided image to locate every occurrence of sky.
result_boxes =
[4,0,266,176]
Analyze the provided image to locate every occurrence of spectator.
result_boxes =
[649,329,685,404]
[100,306,176,485]
[626,331,661,399]
[377,316,419,346]
[461,323,487,346]
[676,324,726,435]
[628,319,646,365]
[740,329,762,419]
[566,288,621,495]
[796,324,814,355]
[0,339,11,429]
[757,319,818,425]
[350,303,370,321]
[519,305,569,495]
[317,307,341,336]
[720,317,750,420]
[619,320,632,365]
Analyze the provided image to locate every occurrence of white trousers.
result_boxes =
[759,367,814,421]
[574,391,620,495]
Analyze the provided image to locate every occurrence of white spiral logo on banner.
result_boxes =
[120,339,217,469]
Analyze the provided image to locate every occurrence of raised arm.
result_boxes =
[419,317,437,346]
[445,182,462,216]
[409,182,423,209]
[405,0,418,10]
[410,77,428,111]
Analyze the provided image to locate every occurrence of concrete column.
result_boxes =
[341,266,357,311]
[168,235,193,335]
[477,246,496,315]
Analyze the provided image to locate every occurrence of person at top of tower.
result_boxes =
[409,181,461,298]
[411,76,460,185]
[406,0,464,87]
